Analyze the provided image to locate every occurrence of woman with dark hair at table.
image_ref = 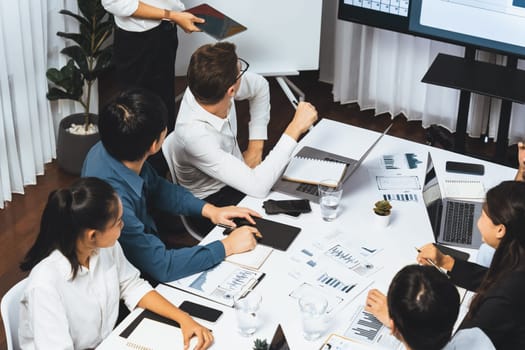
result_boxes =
[18,177,213,349]
[366,265,494,350]
[416,180,525,349]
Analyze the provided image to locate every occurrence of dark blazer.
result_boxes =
[450,259,525,349]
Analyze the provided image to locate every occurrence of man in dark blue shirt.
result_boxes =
[82,89,260,282]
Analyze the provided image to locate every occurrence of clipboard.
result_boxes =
[164,261,265,307]
[224,217,301,251]
[185,3,247,40]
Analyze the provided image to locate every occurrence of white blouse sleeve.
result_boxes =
[21,286,74,350]
[114,242,154,310]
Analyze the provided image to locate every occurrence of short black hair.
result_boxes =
[187,42,238,105]
[99,88,167,161]
[387,265,460,350]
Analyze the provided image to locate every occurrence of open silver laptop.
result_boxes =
[273,124,392,202]
[422,154,483,250]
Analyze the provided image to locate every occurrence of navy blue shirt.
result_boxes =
[82,142,225,282]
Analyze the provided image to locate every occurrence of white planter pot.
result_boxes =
[375,213,391,227]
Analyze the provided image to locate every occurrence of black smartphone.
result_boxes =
[262,199,311,215]
[445,161,484,176]
[179,301,223,322]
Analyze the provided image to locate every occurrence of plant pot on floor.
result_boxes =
[56,113,99,175]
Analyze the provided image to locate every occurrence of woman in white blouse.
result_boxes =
[18,177,213,349]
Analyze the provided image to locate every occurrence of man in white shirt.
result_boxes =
[167,42,317,232]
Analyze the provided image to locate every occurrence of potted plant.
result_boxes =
[373,199,392,227]
[46,0,113,175]
[253,338,268,350]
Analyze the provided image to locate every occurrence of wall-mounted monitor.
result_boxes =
[409,0,525,58]
[338,0,411,33]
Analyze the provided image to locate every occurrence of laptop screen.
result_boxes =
[269,325,290,350]
[422,154,443,240]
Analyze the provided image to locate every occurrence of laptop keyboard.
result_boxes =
[296,183,319,196]
[443,201,475,244]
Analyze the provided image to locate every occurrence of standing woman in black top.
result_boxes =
[417,180,525,349]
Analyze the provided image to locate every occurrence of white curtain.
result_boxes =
[320,1,525,145]
[0,0,94,209]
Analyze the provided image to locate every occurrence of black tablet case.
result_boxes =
[225,217,301,251]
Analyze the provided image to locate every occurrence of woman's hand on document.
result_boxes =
[179,313,214,350]
[416,243,455,272]
[365,289,390,327]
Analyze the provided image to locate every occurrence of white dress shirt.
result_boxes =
[102,0,185,32]
[19,243,153,350]
[171,72,298,199]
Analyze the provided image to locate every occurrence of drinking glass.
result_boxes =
[298,292,328,341]
[318,179,343,221]
[234,293,262,336]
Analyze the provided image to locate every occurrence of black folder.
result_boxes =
[119,310,179,339]
[224,217,301,251]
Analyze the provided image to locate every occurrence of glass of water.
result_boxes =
[299,291,328,341]
[234,292,262,336]
[318,179,343,221]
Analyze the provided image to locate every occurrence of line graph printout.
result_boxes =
[167,261,264,306]
[343,0,410,17]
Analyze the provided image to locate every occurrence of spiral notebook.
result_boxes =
[444,179,485,200]
[282,157,347,186]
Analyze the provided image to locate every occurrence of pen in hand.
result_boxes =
[218,223,263,240]
[414,247,449,277]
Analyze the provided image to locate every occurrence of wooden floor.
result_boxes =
[0,71,517,349]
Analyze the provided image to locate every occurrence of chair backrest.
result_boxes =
[444,327,495,350]
[162,132,205,241]
[1,278,28,350]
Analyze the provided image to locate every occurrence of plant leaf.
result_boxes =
[46,60,84,101]
[58,9,90,28]
[61,46,89,77]
[57,32,90,54]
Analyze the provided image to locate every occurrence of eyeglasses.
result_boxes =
[235,58,249,81]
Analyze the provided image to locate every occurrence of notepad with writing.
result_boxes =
[444,179,485,199]
[282,156,346,185]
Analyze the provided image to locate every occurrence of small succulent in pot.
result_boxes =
[373,200,392,216]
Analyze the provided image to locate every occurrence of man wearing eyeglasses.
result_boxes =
[168,42,317,234]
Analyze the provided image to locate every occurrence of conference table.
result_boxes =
[98,119,516,349]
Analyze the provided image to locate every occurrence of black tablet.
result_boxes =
[186,3,247,40]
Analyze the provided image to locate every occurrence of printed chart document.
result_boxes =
[282,157,346,185]
[165,261,265,307]
[319,334,374,350]
[344,306,403,350]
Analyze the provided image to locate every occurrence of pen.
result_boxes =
[218,223,263,240]
[414,247,449,277]
[291,99,314,132]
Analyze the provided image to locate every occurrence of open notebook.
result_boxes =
[282,157,347,186]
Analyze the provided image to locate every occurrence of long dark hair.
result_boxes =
[387,265,460,350]
[468,180,525,317]
[20,177,119,278]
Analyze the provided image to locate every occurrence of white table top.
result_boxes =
[98,119,516,350]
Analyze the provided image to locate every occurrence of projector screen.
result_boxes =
[338,0,411,33]
[410,0,525,57]
[339,0,525,58]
